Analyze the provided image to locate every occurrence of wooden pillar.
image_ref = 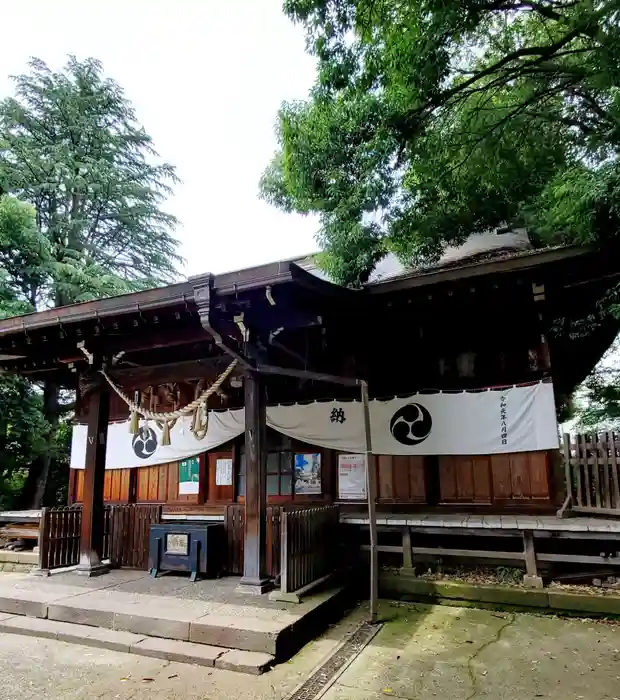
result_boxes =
[522,531,543,588]
[239,369,271,593]
[77,384,110,577]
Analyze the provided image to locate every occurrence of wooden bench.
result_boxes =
[0,523,40,542]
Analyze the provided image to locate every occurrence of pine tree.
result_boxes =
[0,57,182,505]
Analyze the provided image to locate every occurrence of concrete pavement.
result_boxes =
[0,599,619,699]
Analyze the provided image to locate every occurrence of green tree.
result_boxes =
[0,57,182,506]
[263,0,620,285]
[0,195,49,509]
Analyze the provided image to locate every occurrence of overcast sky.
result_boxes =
[0,0,319,277]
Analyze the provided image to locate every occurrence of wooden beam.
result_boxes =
[81,357,237,392]
[239,369,270,593]
[77,382,110,577]
[193,278,254,370]
[256,363,360,387]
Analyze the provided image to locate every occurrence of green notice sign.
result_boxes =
[179,456,200,495]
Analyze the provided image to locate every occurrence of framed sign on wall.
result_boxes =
[294,453,322,495]
[338,454,367,500]
[179,456,200,495]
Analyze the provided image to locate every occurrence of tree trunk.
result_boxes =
[18,380,59,509]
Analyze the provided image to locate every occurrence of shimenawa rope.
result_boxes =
[98,358,238,445]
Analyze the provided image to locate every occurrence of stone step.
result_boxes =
[0,614,274,674]
[0,580,347,660]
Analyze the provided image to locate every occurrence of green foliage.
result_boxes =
[0,56,182,306]
[0,56,181,507]
[573,339,620,429]
[265,0,620,285]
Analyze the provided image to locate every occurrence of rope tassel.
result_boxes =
[161,420,171,446]
[129,410,140,435]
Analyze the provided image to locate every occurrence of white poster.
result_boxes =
[294,453,322,494]
[216,458,233,486]
[338,454,367,500]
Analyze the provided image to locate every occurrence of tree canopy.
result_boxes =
[0,56,181,507]
[0,56,181,306]
[262,0,620,286]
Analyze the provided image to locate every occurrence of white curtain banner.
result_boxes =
[369,382,558,455]
[70,409,245,470]
[267,400,365,453]
[71,382,558,469]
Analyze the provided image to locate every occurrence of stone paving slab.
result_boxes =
[0,613,276,674]
[215,649,275,675]
[48,603,115,629]
[190,614,285,654]
[131,637,225,667]
[114,612,191,640]
[0,615,145,652]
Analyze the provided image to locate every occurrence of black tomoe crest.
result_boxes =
[389,403,432,446]
[132,426,158,459]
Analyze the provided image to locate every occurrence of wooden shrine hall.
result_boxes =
[1,231,620,596]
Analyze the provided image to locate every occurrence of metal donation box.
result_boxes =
[148,523,225,581]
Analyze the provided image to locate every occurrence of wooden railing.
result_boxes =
[104,504,162,569]
[563,432,620,515]
[280,505,339,595]
[38,506,82,571]
[38,504,161,573]
[224,504,281,577]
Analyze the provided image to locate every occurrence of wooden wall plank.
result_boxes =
[472,456,492,502]
[377,455,394,499]
[103,472,112,502]
[457,457,475,501]
[439,456,457,502]
[528,452,549,499]
[491,455,512,499]
[167,462,179,501]
[157,465,168,501]
[509,453,530,499]
[393,456,411,500]
[76,471,84,502]
[408,456,426,502]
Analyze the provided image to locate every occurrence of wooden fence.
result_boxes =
[38,506,82,571]
[280,505,340,594]
[563,432,620,515]
[38,504,161,573]
[225,504,281,577]
[104,504,162,569]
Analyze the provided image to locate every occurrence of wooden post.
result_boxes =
[522,531,543,588]
[77,383,110,577]
[361,380,379,623]
[562,433,573,507]
[280,511,289,594]
[239,369,271,593]
[402,528,413,569]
